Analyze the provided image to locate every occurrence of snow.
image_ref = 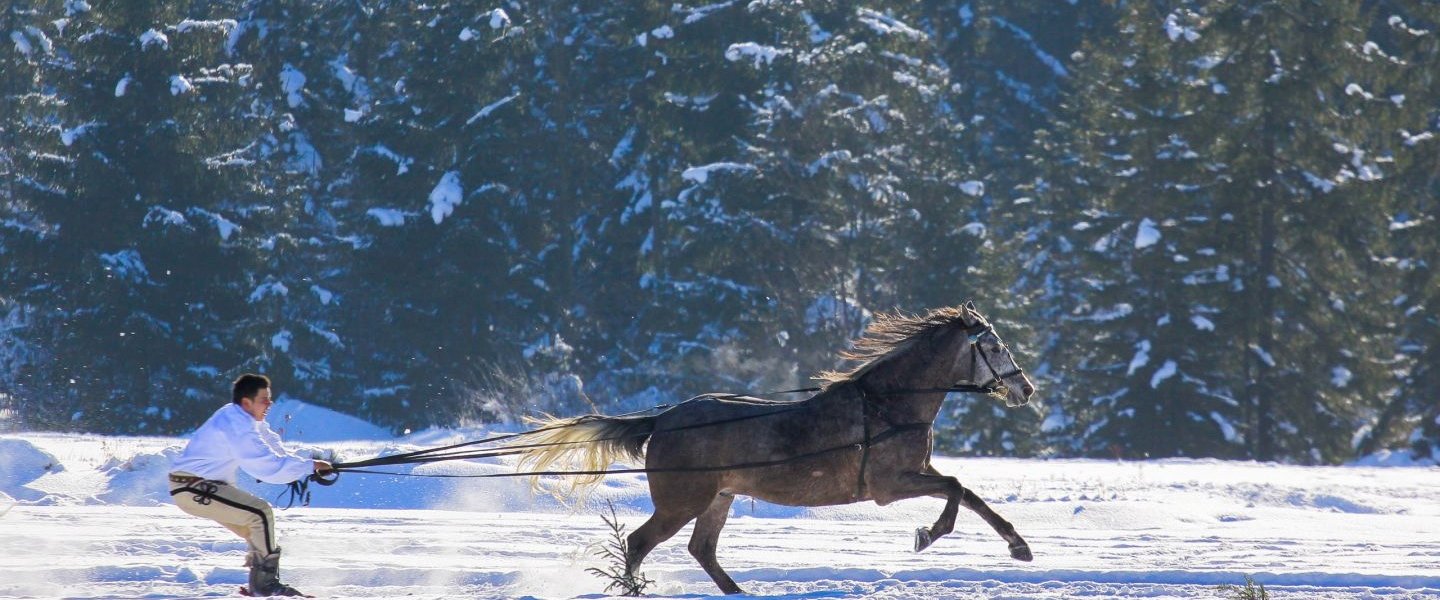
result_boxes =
[857,8,926,41]
[11,31,33,56]
[169,75,194,95]
[466,93,520,126]
[100,249,150,283]
[280,64,307,108]
[1331,366,1353,388]
[1149,359,1177,388]
[271,329,292,352]
[2,420,1438,599]
[1164,13,1200,42]
[264,399,391,443]
[428,171,465,224]
[140,29,169,50]
[1210,412,1238,442]
[60,121,97,146]
[681,162,756,184]
[1126,340,1151,376]
[957,222,985,237]
[248,281,290,303]
[176,19,238,34]
[365,144,412,175]
[367,208,408,226]
[488,8,511,30]
[1345,83,1374,100]
[189,208,242,240]
[958,180,985,197]
[1082,303,1134,322]
[1389,15,1432,37]
[990,17,1068,77]
[1249,343,1277,367]
[676,1,736,25]
[724,43,789,68]
[1135,217,1161,249]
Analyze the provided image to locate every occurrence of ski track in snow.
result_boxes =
[1,431,1438,599]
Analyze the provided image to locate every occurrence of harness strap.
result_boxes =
[853,384,934,500]
[856,391,872,500]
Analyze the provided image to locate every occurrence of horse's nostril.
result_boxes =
[1022,384,1034,397]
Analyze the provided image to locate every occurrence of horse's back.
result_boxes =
[645,385,869,505]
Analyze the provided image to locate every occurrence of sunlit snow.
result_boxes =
[2,413,1436,599]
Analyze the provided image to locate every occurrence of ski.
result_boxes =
[238,585,315,598]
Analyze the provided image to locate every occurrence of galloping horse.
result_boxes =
[517,302,1036,594]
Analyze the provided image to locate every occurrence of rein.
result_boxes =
[277,383,1002,507]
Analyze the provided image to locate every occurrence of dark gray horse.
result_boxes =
[518,302,1036,594]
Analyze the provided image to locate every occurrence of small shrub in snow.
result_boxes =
[1217,575,1270,600]
[586,500,651,596]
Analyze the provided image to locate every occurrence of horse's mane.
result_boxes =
[815,305,973,387]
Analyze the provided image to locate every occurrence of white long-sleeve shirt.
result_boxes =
[170,403,314,485]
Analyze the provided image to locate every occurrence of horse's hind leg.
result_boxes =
[624,509,692,581]
[624,481,716,586]
[688,493,741,594]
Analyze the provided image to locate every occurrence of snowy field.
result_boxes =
[2,401,1438,600]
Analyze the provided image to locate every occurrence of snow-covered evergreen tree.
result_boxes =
[1354,6,1440,462]
[1044,0,1413,462]
[9,0,296,431]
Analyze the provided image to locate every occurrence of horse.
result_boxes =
[516,301,1036,594]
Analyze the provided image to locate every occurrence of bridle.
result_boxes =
[961,320,1027,394]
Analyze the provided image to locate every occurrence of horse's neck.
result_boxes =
[858,377,946,425]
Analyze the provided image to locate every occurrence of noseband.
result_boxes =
[963,322,1026,393]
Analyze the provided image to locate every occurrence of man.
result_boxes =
[169,374,332,597]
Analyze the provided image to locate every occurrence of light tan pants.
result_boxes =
[168,472,277,556]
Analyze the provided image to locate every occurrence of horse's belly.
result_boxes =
[722,456,867,507]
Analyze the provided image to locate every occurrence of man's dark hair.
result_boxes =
[232,373,271,404]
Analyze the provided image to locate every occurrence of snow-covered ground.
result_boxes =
[2,401,1437,599]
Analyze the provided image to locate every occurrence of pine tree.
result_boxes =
[263,1,544,428]
[1,0,69,428]
[1354,5,1440,462]
[589,3,992,412]
[1043,0,1410,462]
[12,0,285,431]
[215,0,377,425]
[915,0,1117,456]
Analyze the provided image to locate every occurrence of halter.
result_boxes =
[963,321,1026,393]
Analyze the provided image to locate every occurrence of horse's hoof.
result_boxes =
[1009,542,1033,562]
[914,528,933,553]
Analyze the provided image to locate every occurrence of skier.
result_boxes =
[168,373,332,597]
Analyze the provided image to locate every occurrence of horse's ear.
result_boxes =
[964,300,976,311]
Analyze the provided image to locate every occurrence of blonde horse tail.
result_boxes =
[515,414,656,497]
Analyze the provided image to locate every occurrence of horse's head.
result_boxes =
[821,301,1035,408]
[951,301,1035,407]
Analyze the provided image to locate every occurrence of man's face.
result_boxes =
[239,387,273,421]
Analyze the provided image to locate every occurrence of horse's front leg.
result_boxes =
[877,467,1032,561]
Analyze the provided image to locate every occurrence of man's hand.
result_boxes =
[313,460,334,474]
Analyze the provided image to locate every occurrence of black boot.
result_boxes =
[245,548,307,597]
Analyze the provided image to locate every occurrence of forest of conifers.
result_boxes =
[2,0,1436,464]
